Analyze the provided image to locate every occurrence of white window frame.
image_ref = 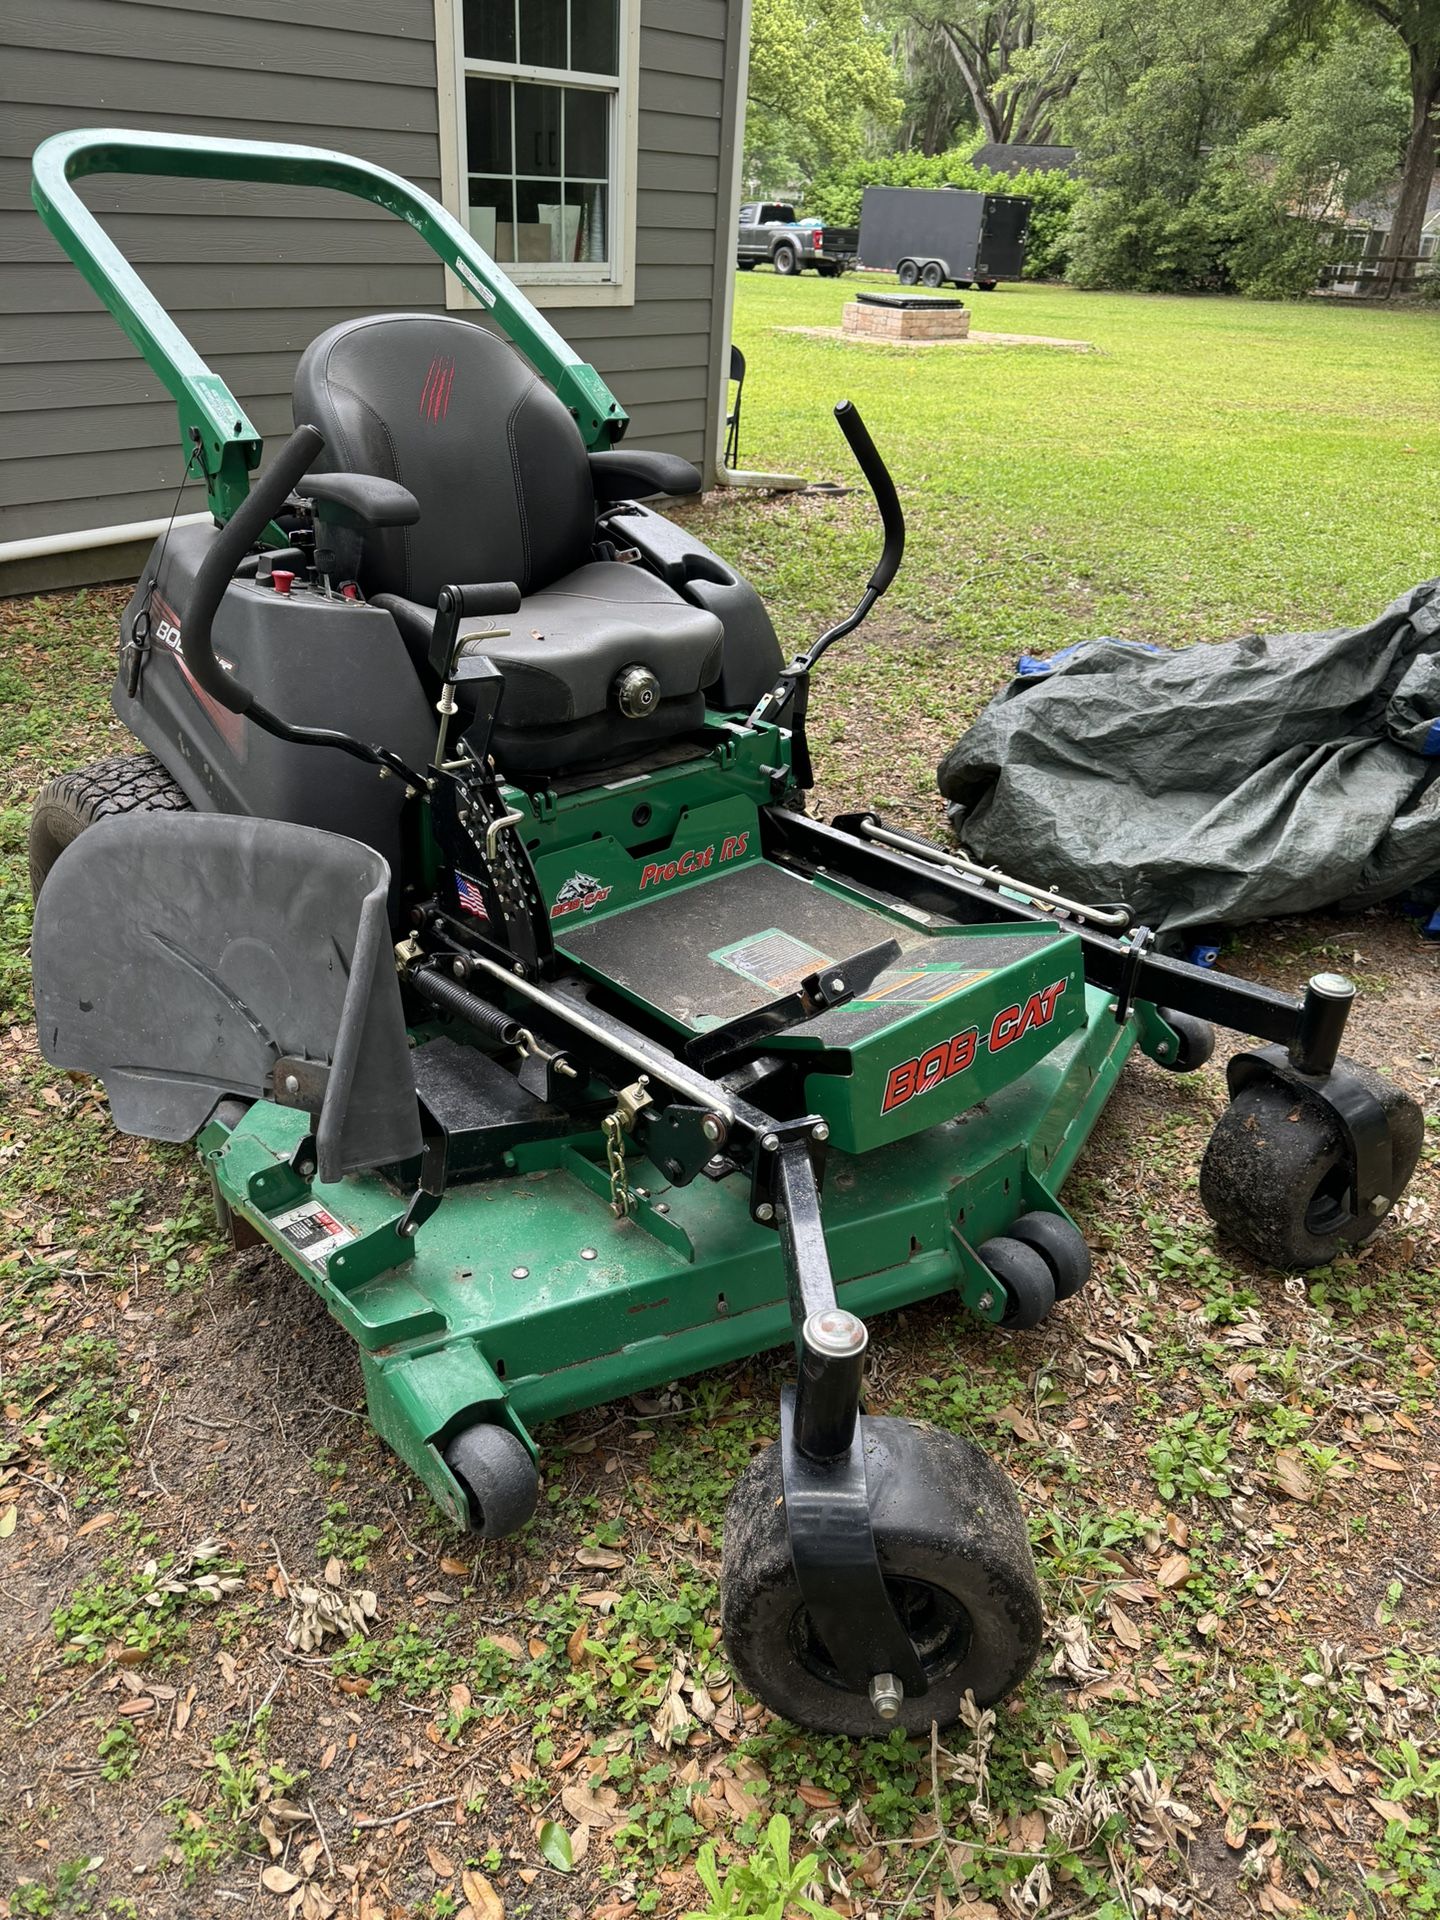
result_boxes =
[435,0,640,310]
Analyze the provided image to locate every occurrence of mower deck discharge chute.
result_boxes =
[27,130,1424,1736]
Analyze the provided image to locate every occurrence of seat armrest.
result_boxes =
[588,450,702,505]
[306,471,421,530]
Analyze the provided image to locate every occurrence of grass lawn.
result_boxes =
[0,275,1438,1920]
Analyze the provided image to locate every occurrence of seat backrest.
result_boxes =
[293,313,595,604]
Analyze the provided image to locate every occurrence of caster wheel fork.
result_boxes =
[722,1127,1044,1732]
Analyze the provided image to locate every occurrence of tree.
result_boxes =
[744,0,901,189]
[1216,22,1409,294]
[887,2,1078,147]
[1051,0,1271,288]
[1346,0,1439,272]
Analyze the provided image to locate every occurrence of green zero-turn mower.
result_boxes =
[27,130,1425,1736]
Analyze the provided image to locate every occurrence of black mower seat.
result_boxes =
[293,312,723,775]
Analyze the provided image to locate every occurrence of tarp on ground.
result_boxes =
[937,580,1440,935]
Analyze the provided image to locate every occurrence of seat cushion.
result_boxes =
[378,562,725,729]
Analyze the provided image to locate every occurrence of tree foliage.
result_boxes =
[744,0,901,188]
[886,2,1078,146]
[1054,0,1414,293]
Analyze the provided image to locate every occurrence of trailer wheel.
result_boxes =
[29,752,191,902]
[977,279,998,291]
[772,243,800,276]
[444,1423,539,1539]
[1199,1068,1423,1271]
[896,259,920,286]
[720,1415,1042,1734]
[1005,1212,1091,1301]
[920,261,945,289]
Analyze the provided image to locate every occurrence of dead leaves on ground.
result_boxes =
[283,1556,379,1652]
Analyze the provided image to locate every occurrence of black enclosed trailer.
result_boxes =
[859,187,1031,290]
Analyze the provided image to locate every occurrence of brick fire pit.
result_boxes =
[842,291,971,341]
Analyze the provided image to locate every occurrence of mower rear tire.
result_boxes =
[1199,1067,1424,1271]
[720,1415,1042,1734]
[1005,1212,1091,1301]
[978,1235,1056,1328]
[29,752,190,901]
[1153,1009,1215,1073]
[444,1423,539,1539]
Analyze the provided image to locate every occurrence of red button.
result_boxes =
[271,569,295,595]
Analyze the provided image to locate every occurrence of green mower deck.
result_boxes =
[205,971,1138,1528]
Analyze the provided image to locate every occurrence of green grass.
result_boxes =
[688,273,1440,818]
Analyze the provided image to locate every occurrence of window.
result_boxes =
[437,0,637,303]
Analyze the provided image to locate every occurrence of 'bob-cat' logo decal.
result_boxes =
[550,871,612,918]
[640,833,748,891]
[881,978,1068,1114]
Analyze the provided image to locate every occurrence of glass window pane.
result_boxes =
[468,177,515,261]
[515,179,566,262]
[570,0,618,74]
[519,0,566,67]
[566,181,608,263]
[514,83,562,176]
[564,89,607,180]
[465,77,512,175]
[463,0,514,62]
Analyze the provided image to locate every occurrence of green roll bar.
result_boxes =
[31,127,629,524]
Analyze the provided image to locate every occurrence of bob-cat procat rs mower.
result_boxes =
[28,130,1424,1736]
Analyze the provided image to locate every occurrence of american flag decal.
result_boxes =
[455,873,489,920]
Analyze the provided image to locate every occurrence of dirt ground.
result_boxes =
[0,585,1437,1920]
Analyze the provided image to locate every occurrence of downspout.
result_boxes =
[712,0,806,492]
[0,511,210,567]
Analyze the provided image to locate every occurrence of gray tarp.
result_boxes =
[937,580,1440,935]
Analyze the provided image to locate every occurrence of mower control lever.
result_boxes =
[746,402,907,778]
[833,400,905,599]
[185,422,325,718]
[183,422,427,788]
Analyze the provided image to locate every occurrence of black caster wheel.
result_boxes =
[443,1423,539,1539]
[1199,1063,1424,1271]
[1152,1008,1215,1073]
[720,1416,1042,1735]
[977,1235,1056,1327]
[1005,1211,1091,1301]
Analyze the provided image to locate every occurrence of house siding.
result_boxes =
[0,0,741,583]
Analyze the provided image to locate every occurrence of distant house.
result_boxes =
[1345,170,1440,262]
[971,143,1078,179]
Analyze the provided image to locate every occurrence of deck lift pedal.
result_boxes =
[26,129,1424,1734]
